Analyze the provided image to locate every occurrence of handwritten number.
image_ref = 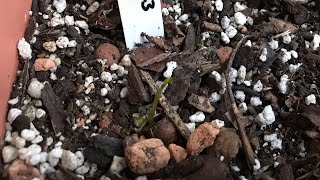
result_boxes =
[141,0,155,11]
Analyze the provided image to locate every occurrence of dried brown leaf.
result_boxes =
[302,105,320,127]
[305,131,320,140]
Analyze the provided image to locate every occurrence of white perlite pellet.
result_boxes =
[27,79,44,99]
[259,48,268,62]
[221,16,230,29]
[75,20,89,30]
[269,40,279,50]
[209,92,221,103]
[53,0,67,13]
[278,74,289,94]
[189,111,205,123]
[48,13,65,27]
[215,0,223,11]
[17,38,32,59]
[121,55,132,67]
[221,32,230,44]
[185,122,196,132]
[32,135,44,144]
[48,147,63,167]
[101,71,112,82]
[162,8,169,16]
[18,144,42,161]
[305,94,316,105]
[264,133,282,150]
[253,159,261,171]
[211,119,225,128]
[235,91,245,102]
[56,36,69,48]
[21,129,36,141]
[250,97,262,106]
[164,61,177,78]
[253,80,263,92]
[283,34,291,44]
[311,34,320,50]
[86,2,100,15]
[2,145,18,163]
[238,102,248,113]
[234,2,247,12]
[255,105,275,127]
[64,15,75,26]
[178,14,189,23]
[7,108,22,124]
[225,26,237,38]
[119,87,127,98]
[237,65,246,85]
[234,12,247,25]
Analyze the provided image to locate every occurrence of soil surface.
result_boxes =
[2,0,320,180]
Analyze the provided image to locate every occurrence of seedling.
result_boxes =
[134,77,173,129]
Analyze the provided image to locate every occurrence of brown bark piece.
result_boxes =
[41,83,67,134]
[127,65,150,105]
[188,93,215,113]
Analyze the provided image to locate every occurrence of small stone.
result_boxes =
[144,117,178,145]
[213,128,240,162]
[32,135,44,144]
[168,144,188,163]
[34,58,56,71]
[93,135,124,156]
[35,109,46,119]
[186,123,220,156]
[11,136,26,149]
[121,54,132,67]
[2,145,18,163]
[75,162,90,175]
[125,138,170,174]
[8,159,44,180]
[61,150,79,171]
[110,156,127,174]
[95,43,120,65]
[217,47,233,65]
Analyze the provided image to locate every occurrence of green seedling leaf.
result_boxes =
[147,77,173,124]
[133,77,173,130]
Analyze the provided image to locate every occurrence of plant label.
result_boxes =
[117,0,164,50]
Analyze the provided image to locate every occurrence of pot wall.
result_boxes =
[0,0,32,140]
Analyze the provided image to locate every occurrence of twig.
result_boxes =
[225,36,256,167]
[140,70,191,140]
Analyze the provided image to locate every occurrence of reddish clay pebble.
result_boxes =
[168,144,188,163]
[125,138,170,174]
[186,122,220,156]
[8,159,44,180]
[95,43,120,65]
[34,58,56,71]
[216,46,233,65]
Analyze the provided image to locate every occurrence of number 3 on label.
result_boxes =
[141,0,155,11]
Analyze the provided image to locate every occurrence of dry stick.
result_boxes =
[140,69,191,140]
[225,35,256,166]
